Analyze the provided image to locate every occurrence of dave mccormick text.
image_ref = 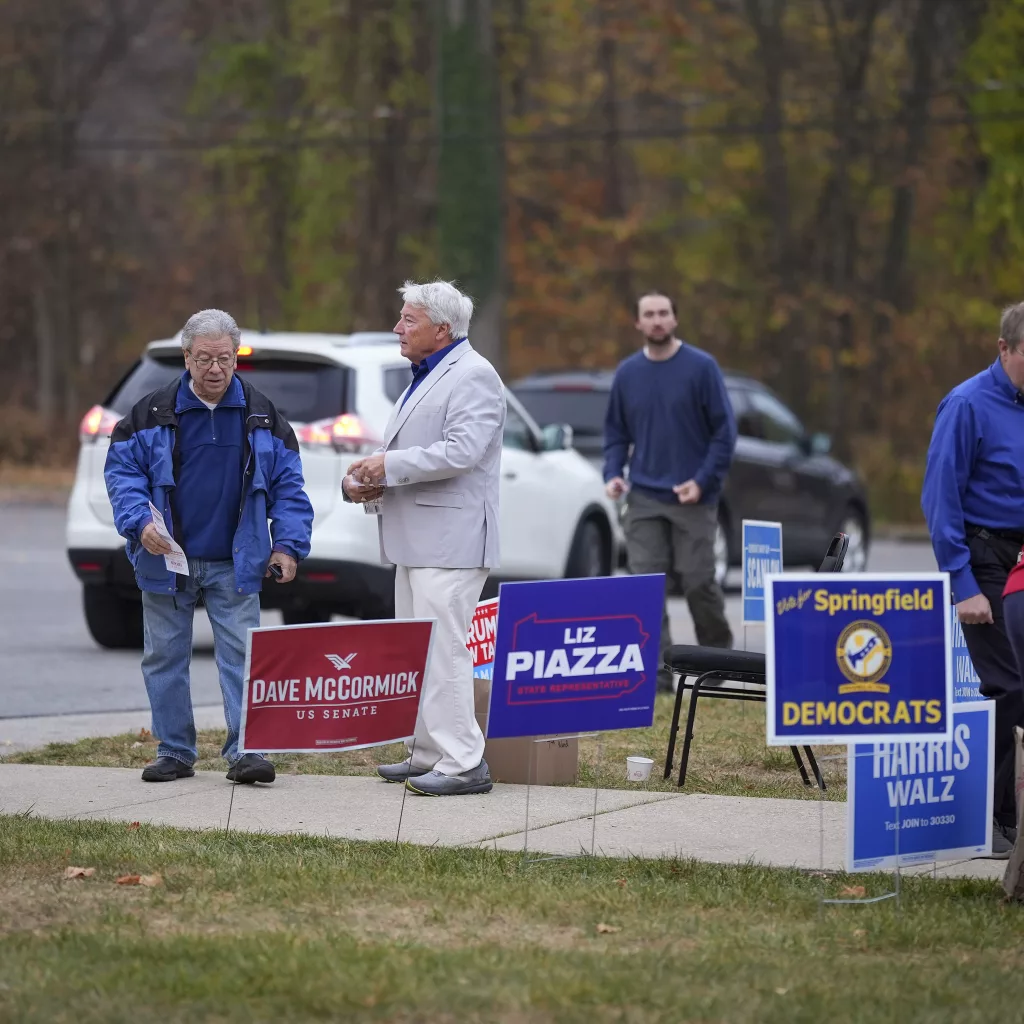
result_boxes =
[249,671,420,719]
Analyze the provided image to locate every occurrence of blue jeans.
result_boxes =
[141,559,261,766]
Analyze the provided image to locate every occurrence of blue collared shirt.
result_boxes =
[401,338,463,407]
[921,358,1024,601]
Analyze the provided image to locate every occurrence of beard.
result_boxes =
[644,328,673,346]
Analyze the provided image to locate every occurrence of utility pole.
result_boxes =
[436,0,505,372]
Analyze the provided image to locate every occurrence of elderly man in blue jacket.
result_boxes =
[105,309,313,785]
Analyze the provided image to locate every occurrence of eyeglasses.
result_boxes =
[188,353,235,371]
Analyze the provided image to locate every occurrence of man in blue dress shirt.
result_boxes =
[922,301,1024,857]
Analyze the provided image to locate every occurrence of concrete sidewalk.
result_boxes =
[0,706,225,754]
[0,763,1004,881]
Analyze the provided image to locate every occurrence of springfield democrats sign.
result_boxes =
[765,573,952,746]
[486,574,664,739]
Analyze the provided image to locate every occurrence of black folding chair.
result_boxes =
[662,532,850,790]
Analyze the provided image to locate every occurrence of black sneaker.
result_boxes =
[226,753,276,784]
[141,756,195,783]
[989,821,1016,860]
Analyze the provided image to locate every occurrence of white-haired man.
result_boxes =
[345,280,506,796]
[105,309,314,785]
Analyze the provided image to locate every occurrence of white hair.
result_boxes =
[180,309,241,352]
[399,280,473,341]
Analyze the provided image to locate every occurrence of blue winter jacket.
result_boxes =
[104,372,313,595]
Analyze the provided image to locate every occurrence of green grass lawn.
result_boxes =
[0,814,1019,1023]
[3,693,847,800]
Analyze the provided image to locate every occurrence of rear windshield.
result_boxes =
[106,355,352,423]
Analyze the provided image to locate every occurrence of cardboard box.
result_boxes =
[474,678,579,785]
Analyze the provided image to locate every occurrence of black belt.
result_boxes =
[966,523,1024,545]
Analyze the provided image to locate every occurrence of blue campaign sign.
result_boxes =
[950,605,982,703]
[847,701,994,870]
[486,574,664,739]
[742,520,783,625]
[765,572,952,745]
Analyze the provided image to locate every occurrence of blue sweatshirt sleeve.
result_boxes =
[921,395,979,601]
[693,363,737,496]
[602,370,630,483]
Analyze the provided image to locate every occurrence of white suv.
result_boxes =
[67,330,623,648]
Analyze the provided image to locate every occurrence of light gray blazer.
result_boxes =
[374,340,506,570]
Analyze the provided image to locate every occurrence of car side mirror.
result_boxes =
[541,423,574,452]
[809,432,832,456]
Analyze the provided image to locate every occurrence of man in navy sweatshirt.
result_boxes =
[604,292,737,691]
[921,301,1024,858]
[105,309,313,785]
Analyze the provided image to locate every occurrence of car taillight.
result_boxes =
[79,405,121,443]
[297,414,380,454]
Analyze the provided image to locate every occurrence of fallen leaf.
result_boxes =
[127,821,141,831]
[64,866,95,879]
[775,988,789,996]
[139,874,162,887]
[615,878,628,889]
[809,871,830,879]
[116,874,142,886]
[839,886,866,898]
[130,741,144,749]
[137,728,151,740]
[853,929,866,938]
[595,922,621,934]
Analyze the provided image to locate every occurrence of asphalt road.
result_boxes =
[0,502,938,721]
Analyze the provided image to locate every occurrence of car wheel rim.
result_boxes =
[714,521,728,587]
[840,515,867,572]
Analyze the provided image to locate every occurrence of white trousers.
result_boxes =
[395,565,489,776]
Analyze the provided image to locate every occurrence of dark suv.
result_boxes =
[510,369,870,584]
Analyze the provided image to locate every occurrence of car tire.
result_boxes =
[282,605,333,626]
[565,517,610,579]
[837,505,870,572]
[83,585,143,650]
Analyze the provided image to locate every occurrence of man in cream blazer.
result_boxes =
[343,280,506,796]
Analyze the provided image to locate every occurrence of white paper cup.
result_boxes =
[626,756,654,782]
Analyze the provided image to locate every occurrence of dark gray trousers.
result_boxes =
[623,491,733,690]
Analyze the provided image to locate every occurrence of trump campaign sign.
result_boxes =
[486,574,664,740]
[765,572,952,746]
[239,619,433,753]
[847,701,994,870]
[469,598,498,681]
[742,519,783,625]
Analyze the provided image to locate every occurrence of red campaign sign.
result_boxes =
[467,598,498,669]
[238,619,433,754]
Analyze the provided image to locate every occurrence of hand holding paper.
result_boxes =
[146,502,190,576]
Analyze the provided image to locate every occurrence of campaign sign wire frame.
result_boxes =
[231,618,435,844]
[816,749,902,910]
[520,733,601,866]
[742,519,783,626]
[765,572,953,747]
